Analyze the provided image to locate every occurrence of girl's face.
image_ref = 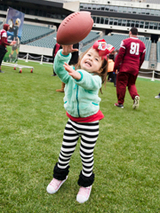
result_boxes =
[80,48,103,73]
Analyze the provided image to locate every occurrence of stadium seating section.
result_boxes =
[20,24,101,49]
[21,24,55,44]
[27,32,57,48]
[0,23,152,63]
[81,33,151,61]
[81,31,101,46]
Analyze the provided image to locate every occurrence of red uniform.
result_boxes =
[0,24,10,66]
[0,28,10,47]
[113,36,146,105]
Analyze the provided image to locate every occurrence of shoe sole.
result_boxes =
[76,186,92,204]
[133,96,140,109]
[114,103,124,108]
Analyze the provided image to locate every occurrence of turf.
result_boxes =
[0,60,160,213]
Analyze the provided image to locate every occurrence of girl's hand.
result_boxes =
[63,62,81,80]
[62,44,78,55]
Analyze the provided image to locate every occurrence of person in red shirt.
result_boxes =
[0,24,16,73]
[113,27,146,109]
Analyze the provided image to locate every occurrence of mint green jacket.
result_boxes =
[54,49,102,118]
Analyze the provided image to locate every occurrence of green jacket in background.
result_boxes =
[54,49,102,118]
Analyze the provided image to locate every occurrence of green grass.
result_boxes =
[0,60,160,213]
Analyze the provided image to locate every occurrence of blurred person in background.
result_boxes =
[113,27,146,109]
[108,50,118,87]
[52,43,62,76]
[0,24,16,73]
[155,93,160,99]
[56,43,79,92]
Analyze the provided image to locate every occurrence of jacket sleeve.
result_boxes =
[52,45,56,60]
[74,69,102,91]
[113,46,126,72]
[1,36,10,46]
[54,49,72,83]
[139,49,146,68]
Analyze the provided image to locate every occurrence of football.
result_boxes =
[56,11,93,45]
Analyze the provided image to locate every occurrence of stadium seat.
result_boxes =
[26,32,57,48]
[21,24,55,44]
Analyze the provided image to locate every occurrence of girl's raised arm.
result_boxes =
[62,45,78,55]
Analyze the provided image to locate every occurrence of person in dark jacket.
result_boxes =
[52,43,62,76]
[56,43,79,92]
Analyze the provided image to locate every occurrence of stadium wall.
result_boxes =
[19,45,52,56]
[141,61,149,70]
[156,63,160,71]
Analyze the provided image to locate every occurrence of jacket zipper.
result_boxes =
[76,85,80,117]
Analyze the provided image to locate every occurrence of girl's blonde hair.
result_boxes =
[75,47,109,93]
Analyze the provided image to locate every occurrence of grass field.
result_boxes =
[0,60,160,213]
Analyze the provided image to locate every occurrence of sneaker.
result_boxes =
[76,185,92,203]
[46,176,68,194]
[0,70,4,73]
[114,103,124,108]
[155,93,160,99]
[133,96,140,109]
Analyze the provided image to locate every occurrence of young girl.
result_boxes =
[47,39,114,203]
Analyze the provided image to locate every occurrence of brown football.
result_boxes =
[56,11,93,45]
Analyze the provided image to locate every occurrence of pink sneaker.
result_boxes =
[76,185,92,203]
[46,176,68,194]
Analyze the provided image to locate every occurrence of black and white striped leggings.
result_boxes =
[57,119,99,178]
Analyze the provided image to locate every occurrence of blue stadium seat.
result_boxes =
[25,30,100,49]
[27,32,57,48]
[21,24,55,44]
[81,31,100,46]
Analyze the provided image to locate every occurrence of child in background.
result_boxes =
[155,93,160,99]
[52,43,62,76]
[55,43,79,92]
[47,39,114,203]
